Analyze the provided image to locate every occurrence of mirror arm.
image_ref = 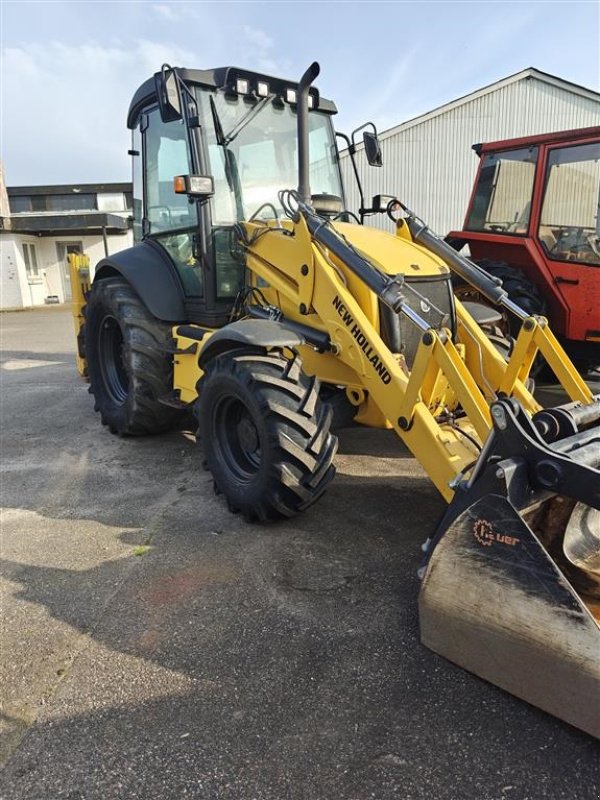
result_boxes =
[336,131,366,224]
[350,121,377,148]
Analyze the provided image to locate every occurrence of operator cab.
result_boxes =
[127,66,343,326]
[465,139,600,264]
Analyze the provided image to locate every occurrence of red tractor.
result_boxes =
[448,126,600,370]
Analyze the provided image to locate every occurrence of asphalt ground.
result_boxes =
[1,306,599,800]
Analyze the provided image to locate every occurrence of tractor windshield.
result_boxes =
[197,88,343,224]
[466,147,538,235]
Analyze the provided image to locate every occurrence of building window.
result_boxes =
[8,195,47,212]
[31,196,47,212]
[96,192,125,212]
[47,194,96,211]
[22,243,40,279]
[9,196,32,213]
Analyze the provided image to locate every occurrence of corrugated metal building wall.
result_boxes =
[339,69,600,236]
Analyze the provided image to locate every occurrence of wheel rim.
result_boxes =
[98,314,129,405]
[213,395,262,482]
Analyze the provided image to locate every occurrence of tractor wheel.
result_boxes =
[85,277,180,435]
[196,350,337,522]
[476,259,546,337]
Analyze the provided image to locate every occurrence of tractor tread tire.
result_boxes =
[86,277,180,436]
[477,259,546,321]
[196,351,337,522]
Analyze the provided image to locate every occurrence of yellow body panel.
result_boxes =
[173,334,207,404]
[68,253,91,378]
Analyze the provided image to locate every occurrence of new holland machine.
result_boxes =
[70,63,600,737]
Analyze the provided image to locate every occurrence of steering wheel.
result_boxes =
[586,233,600,258]
[547,226,575,250]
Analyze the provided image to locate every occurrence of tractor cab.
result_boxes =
[127,66,343,327]
[449,127,600,363]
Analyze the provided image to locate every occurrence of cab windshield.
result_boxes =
[197,89,343,224]
[466,147,538,235]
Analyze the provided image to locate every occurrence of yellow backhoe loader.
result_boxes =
[70,62,599,737]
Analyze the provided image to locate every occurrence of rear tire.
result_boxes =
[196,350,337,521]
[476,259,546,337]
[454,258,546,380]
[86,277,180,435]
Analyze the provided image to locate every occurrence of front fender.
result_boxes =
[198,319,304,368]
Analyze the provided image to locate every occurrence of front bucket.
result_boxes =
[419,494,600,738]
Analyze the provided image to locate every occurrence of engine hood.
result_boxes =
[332,221,450,279]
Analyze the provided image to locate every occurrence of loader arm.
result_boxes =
[242,216,477,500]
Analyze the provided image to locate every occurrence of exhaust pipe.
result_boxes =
[297,62,320,204]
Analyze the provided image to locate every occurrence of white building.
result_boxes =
[0,170,133,310]
[340,68,600,235]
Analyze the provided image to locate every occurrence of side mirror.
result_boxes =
[155,65,183,123]
[363,131,382,167]
[173,175,214,198]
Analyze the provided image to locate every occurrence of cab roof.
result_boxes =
[473,125,600,156]
[127,66,338,129]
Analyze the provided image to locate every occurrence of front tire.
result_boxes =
[196,351,337,521]
[86,277,180,435]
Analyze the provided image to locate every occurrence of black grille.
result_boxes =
[379,274,456,368]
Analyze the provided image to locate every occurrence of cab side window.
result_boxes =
[139,107,204,296]
[143,108,197,233]
[539,143,600,265]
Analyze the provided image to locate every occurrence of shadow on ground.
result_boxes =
[2,323,600,799]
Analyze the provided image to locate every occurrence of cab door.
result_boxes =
[536,140,600,343]
[136,106,205,299]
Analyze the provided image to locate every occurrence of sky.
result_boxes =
[1,0,599,186]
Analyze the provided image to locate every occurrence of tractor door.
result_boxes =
[132,101,244,327]
[134,106,204,298]
[536,140,600,343]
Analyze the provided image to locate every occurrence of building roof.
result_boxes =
[475,124,600,154]
[7,182,132,196]
[375,68,600,144]
[8,211,130,236]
